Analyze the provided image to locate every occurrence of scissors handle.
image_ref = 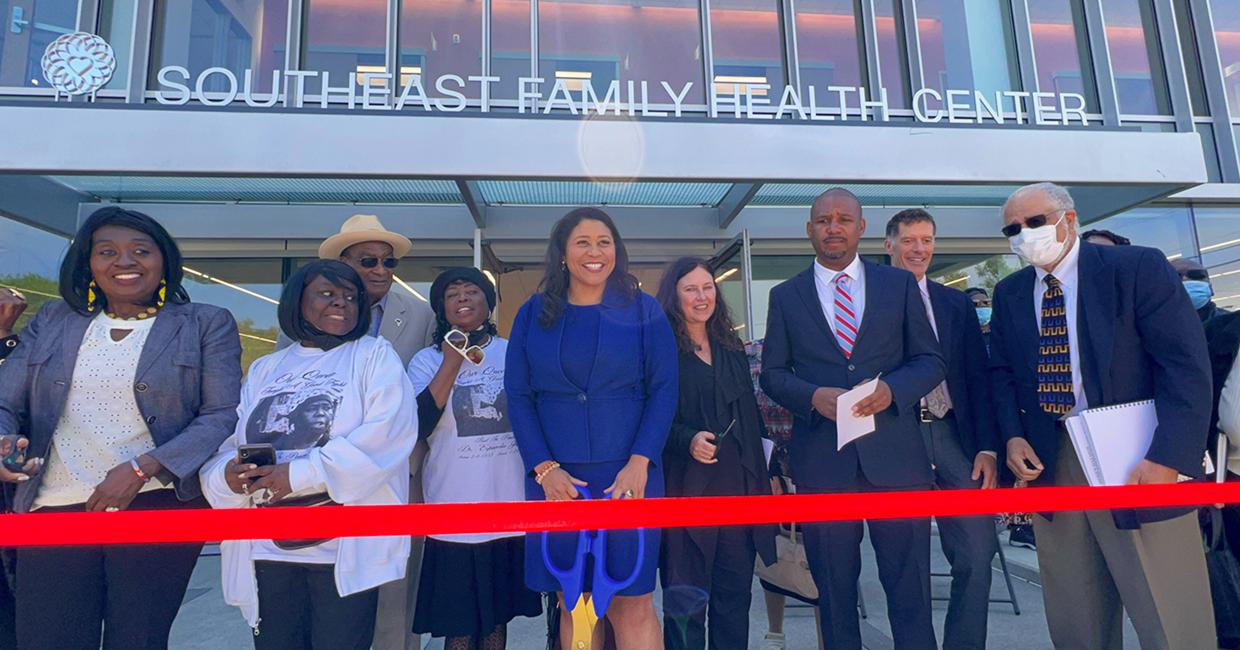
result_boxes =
[540,485,593,606]
[588,524,647,619]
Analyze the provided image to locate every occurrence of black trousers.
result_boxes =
[801,479,935,650]
[15,490,205,650]
[253,560,379,650]
[923,415,997,650]
[662,526,756,650]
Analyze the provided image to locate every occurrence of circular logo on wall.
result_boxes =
[41,32,116,96]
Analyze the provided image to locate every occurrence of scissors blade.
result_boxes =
[569,593,599,649]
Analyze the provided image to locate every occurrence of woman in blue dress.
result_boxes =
[505,207,678,649]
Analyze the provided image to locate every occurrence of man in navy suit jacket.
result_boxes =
[884,209,999,650]
[990,182,1214,649]
[761,188,945,650]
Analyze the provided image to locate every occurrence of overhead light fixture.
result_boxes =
[713,74,768,96]
[394,276,428,302]
[1201,237,1240,253]
[715,267,739,282]
[556,69,592,91]
[239,332,277,344]
[182,266,279,304]
[943,276,968,287]
[482,269,497,286]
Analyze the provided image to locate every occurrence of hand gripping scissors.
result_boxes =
[541,486,646,650]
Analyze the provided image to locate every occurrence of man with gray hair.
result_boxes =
[989,182,1215,648]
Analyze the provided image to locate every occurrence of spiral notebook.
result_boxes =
[1064,400,1157,487]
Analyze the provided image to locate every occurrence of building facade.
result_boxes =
[1,0,1238,357]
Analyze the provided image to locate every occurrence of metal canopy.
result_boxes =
[0,105,1209,259]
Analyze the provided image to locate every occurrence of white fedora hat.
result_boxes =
[319,214,413,260]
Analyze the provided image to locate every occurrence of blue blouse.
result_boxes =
[561,304,601,389]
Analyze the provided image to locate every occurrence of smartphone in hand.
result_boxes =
[237,443,276,468]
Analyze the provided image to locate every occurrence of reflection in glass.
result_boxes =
[794,0,862,108]
[874,0,908,108]
[303,0,387,91]
[1028,0,1097,112]
[491,0,530,100]
[99,0,136,91]
[0,0,77,88]
[1082,206,1197,259]
[929,254,1023,297]
[539,0,704,106]
[149,0,290,94]
[400,0,483,99]
[914,0,1020,110]
[182,259,283,371]
[1211,0,1240,118]
[1101,0,1171,115]
[0,217,69,333]
[709,0,781,106]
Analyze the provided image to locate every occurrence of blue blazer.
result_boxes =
[989,242,1210,526]
[926,280,999,458]
[0,300,242,513]
[505,288,678,471]
[760,261,946,490]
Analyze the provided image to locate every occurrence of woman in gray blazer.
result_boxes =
[0,207,242,650]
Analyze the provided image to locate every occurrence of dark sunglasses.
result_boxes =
[1001,212,1062,239]
[354,257,399,269]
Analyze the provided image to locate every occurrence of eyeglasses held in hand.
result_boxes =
[445,328,485,365]
[356,257,399,269]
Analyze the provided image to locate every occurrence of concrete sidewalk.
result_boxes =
[169,527,1140,649]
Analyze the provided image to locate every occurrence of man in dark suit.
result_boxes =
[884,209,998,650]
[761,188,946,650]
[990,182,1214,649]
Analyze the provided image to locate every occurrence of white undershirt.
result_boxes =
[34,314,163,509]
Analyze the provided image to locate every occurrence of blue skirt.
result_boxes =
[524,460,663,597]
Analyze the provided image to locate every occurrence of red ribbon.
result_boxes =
[3,482,1239,547]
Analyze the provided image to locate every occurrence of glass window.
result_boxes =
[303,0,387,91]
[914,0,1020,111]
[1173,0,1208,116]
[539,0,704,107]
[709,0,780,107]
[1081,206,1197,259]
[794,0,863,108]
[928,254,1023,296]
[1194,206,1240,311]
[148,0,289,94]
[182,259,282,371]
[1198,123,1223,183]
[1101,0,1171,115]
[400,0,483,99]
[1028,0,1098,112]
[0,0,77,89]
[98,0,135,91]
[874,0,908,109]
[0,218,69,334]
[1210,0,1240,118]
[490,0,530,100]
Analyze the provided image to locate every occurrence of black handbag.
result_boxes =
[1205,507,1240,649]
[256,492,340,551]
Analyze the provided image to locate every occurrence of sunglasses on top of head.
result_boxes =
[1001,211,1064,239]
[352,257,399,269]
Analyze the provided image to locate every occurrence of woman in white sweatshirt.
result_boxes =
[200,259,417,649]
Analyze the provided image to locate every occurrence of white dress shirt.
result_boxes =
[1033,239,1088,416]
[917,277,954,410]
[813,254,866,333]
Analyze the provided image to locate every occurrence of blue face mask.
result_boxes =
[975,307,993,327]
[1183,280,1213,310]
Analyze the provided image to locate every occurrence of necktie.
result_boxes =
[1037,275,1075,415]
[833,273,859,358]
[369,302,384,338]
[920,288,951,418]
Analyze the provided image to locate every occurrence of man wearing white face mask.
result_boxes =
[989,183,1214,650]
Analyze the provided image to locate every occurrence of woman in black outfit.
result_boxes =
[655,257,776,650]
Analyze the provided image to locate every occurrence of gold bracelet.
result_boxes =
[534,461,561,485]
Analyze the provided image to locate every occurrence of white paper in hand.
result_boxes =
[836,376,881,451]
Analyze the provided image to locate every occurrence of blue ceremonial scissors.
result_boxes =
[541,486,646,650]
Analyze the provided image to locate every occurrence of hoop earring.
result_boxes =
[87,280,98,313]
[156,279,167,308]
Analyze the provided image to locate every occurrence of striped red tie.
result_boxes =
[834,273,859,358]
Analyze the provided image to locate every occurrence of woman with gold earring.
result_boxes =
[0,207,243,649]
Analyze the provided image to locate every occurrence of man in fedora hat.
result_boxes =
[280,213,435,650]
